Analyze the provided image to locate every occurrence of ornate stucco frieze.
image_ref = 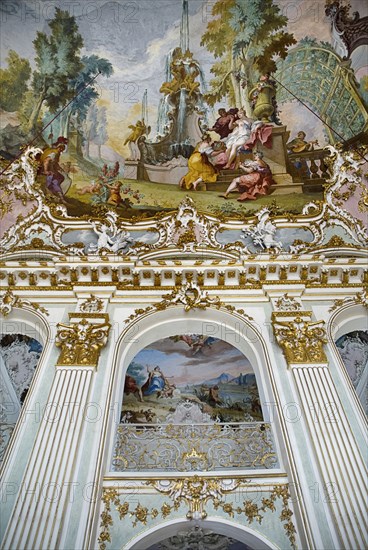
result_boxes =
[79,295,105,313]
[242,207,282,252]
[274,293,302,311]
[98,480,297,549]
[124,281,254,324]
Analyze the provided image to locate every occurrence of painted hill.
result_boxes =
[201,373,236,386]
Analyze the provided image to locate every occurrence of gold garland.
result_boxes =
[98,480,296,550]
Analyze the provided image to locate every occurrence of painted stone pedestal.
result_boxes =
[124,160,139,180]
[258,126,303,194]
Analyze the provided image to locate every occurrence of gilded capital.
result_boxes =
[273,316,327,365]
[56,318,111,367]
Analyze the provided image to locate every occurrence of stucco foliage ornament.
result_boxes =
[134,196,224,254]
[55,318,111,366]
[275,294,302,311]
[293,144,368,253]
[273,316,327,364]
[242,208,282,252]
[0,147,85,256]
[125,282,254,324]
[149,478,296,546]
[0,289,48,317]
[149,476,241,520]
[329,287,368,312]
[164,281,222,311]
[98,481,296,549]
[79,295,104,313]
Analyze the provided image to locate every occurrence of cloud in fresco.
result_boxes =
[129,336,254,386]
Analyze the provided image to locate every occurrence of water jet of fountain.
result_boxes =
[177,88,187,143]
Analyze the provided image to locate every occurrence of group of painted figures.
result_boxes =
[38,109,316,206]
[179,107,275,201]
[124,366,176,402]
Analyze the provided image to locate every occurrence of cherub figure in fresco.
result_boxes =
[40,137,71,204]
[220,151,275,201]
[106,180,123,205]
[77,180,102,195]
[124,119,150,160]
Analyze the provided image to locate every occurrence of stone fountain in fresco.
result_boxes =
[136,0,207,182]
[138,47,206,165]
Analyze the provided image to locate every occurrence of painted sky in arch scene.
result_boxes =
[128,336,254,387]
[1,0,367,153]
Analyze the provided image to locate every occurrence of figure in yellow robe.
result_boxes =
[179,138,218,190]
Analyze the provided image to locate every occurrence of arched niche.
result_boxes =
[104,307,285,475]
[0,307,51,469]
[125,518,276,550]
[327,304,368,420]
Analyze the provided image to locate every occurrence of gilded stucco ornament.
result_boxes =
[98,481,297,549]
[149,476,241,520]
[273,316,328,364]
[55,318,111,366]
[275,293,302,311]
[291,144,368,253]
[79,295,104,313]
[132,196,242,258]
[0,148,86,256]
[1,145,367,259]
[329,287,368,312]
[0,289,49,317]
[124,282,254,323]
[164,281,222,311]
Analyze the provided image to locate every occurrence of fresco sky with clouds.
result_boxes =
[1,0,367,155]
[128,336,254,386]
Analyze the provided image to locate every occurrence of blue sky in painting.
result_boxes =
[1,1,366,149]
[127,335,254,386]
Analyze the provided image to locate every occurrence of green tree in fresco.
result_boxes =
[26,8,83,132]
[60,55,113,145]
[0,51,31,112]
[201,0,296,113]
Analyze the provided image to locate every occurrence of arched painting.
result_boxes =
[113,335,278,472]
[336,330,368,415]
[0,334,43,462]
[121,334,263,424]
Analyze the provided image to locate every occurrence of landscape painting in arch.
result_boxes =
[121,334,263,424]
[0,0,367,224]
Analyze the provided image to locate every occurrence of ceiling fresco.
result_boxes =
[0,0,367,255]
